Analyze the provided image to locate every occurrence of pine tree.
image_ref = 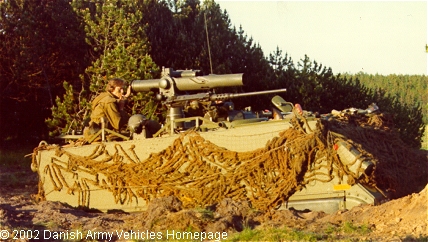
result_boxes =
[0,0,89,140]
[46,0,159,136]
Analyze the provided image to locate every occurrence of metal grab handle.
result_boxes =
[101,117,106,142]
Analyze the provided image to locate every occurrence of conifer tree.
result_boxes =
[0,0,88,140]
[46,0,159,136]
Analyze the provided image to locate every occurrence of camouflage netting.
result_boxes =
[323,113,427,198]
[32,113,427,211]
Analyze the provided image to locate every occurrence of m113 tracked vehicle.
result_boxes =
[31,68,388,213]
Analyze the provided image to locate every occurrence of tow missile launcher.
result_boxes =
[131,67,287,135]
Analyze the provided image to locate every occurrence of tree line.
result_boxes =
[342,73,427,124]
[0,0,425,148]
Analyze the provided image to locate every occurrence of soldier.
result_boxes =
[84,78,131,141]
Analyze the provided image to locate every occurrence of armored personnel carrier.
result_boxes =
[31,68,387,213]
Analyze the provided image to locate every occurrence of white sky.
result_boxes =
[217,1,427,75]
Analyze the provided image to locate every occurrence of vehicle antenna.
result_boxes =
[204,12,213,74]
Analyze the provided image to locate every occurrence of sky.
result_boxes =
[216,1,427,75]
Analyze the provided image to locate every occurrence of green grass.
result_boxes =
[0,144,34,167]
[0,143,37,187]
[195,207,215,221]
[340,221,371,235]
[226,221,373,242]
[227,226,324,242]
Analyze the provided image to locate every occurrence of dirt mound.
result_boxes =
[320,184,427,238]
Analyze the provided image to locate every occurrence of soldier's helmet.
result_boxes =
[128,114,147,134]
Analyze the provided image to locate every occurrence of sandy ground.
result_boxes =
[0,163,426,242]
